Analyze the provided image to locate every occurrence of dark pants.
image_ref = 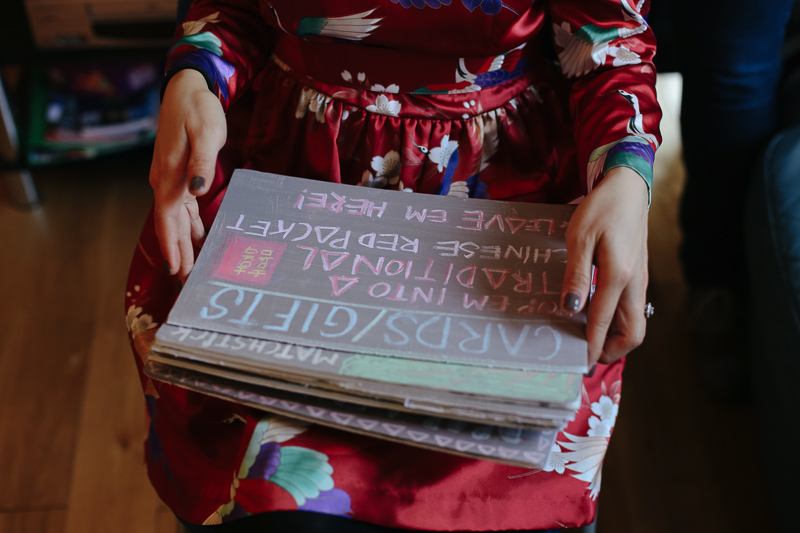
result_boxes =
[652,0,798,289]
[745,124,800,533]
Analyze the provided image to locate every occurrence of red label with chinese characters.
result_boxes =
[212,236,286,286]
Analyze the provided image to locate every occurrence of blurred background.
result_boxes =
[0,1,781,532]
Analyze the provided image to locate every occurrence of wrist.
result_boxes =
[603,164,652,206]
[161,66,214,103]
[594,167,650,213]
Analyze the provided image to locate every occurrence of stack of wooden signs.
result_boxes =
[146,169,588,469]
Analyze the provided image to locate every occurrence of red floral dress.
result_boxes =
[125,0,661,529]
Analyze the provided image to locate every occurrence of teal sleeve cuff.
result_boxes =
[603,150,653,205]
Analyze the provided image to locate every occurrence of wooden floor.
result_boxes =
[0,74,778,533]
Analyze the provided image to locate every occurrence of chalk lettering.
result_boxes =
[366,201,387,218]
[320,251,350,271]
[294,190,306,209]
[480,245,501,260]
[296,245,318,269]
[231,336,248,350]
[358,233,376,248]
[438,287,447,305]
[506,217,526,233]
[490,295,510,312]
[532,248,550,263]
[330,276,359,297]
[320,306,357,338]
[201,286,242,319]
[201,332,218,348]
[459,242,480,259]
[386,283,408,302]
[269,220,295,239]
[413,258,436,282]
[433,241,481,259]
[416,316,451,349]
[262,299,301,331]
[534,326,562,360]
[428,209,447,223]
[257,341,282,355]
[315,226,340,244]
[462,293,489,310]
[433,241,458,257]
[292,223,313,241]
[458,322,491,353]
[327,192,345,213]
[497,323,530,356]
[274,343,294,360]
[345,198,367,215]
[226,214,245,231]
[248,339,269,353]
[443,263,454,285]
[512,273,533,294]
[405,206,427,222]
[411,287,433,304]
[505,245,525,261]
[537,300,559,315]
[307,192,328,209]
[368,282,392,298]
[352,254,384,276]
[189,330,209,341]
[329,230,351,250]
[313,351,339,366]
[385,259,405,276]
[294,345,318,362]
[169,327,192,342]
[456,265,477,288]
[375,234,399,251]
[484,213,504,231]
[229,291,264,326]
[525,218,555,235]
[458,210,484,230]
[483,268,510,290]
[399,236,419,253]
[301,302,320,333]
[245,220,270,237]
[516,298,561,316]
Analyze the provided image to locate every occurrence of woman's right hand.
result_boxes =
[150,69,227,282]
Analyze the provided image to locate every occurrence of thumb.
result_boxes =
[185,126,225,197]
[561,232,596,314]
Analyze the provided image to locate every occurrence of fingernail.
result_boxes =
[189,175,206,191]
[586,363,597,378]
[164,260,172,275]
[177,279,183,292]
[563,292,580,311]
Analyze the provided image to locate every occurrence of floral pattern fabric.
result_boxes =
[127,0,661,530]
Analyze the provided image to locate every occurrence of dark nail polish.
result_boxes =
[190,175,206,191]
[563,292,580,311]
[177,279,183,292]
[164,260,172,275]
[586,363,597,378]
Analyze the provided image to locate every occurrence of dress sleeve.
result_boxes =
[548,0,662,202]
[163,0,276,112]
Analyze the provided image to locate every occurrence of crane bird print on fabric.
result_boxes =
[203,416,352,525]
[267,4,383,42]
[553,0,648,78]
[586,89,659,199]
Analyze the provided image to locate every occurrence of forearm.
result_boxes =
[165,0,276,111]
[548,0,662,201]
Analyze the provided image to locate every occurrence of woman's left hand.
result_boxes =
[560,167,650,367]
